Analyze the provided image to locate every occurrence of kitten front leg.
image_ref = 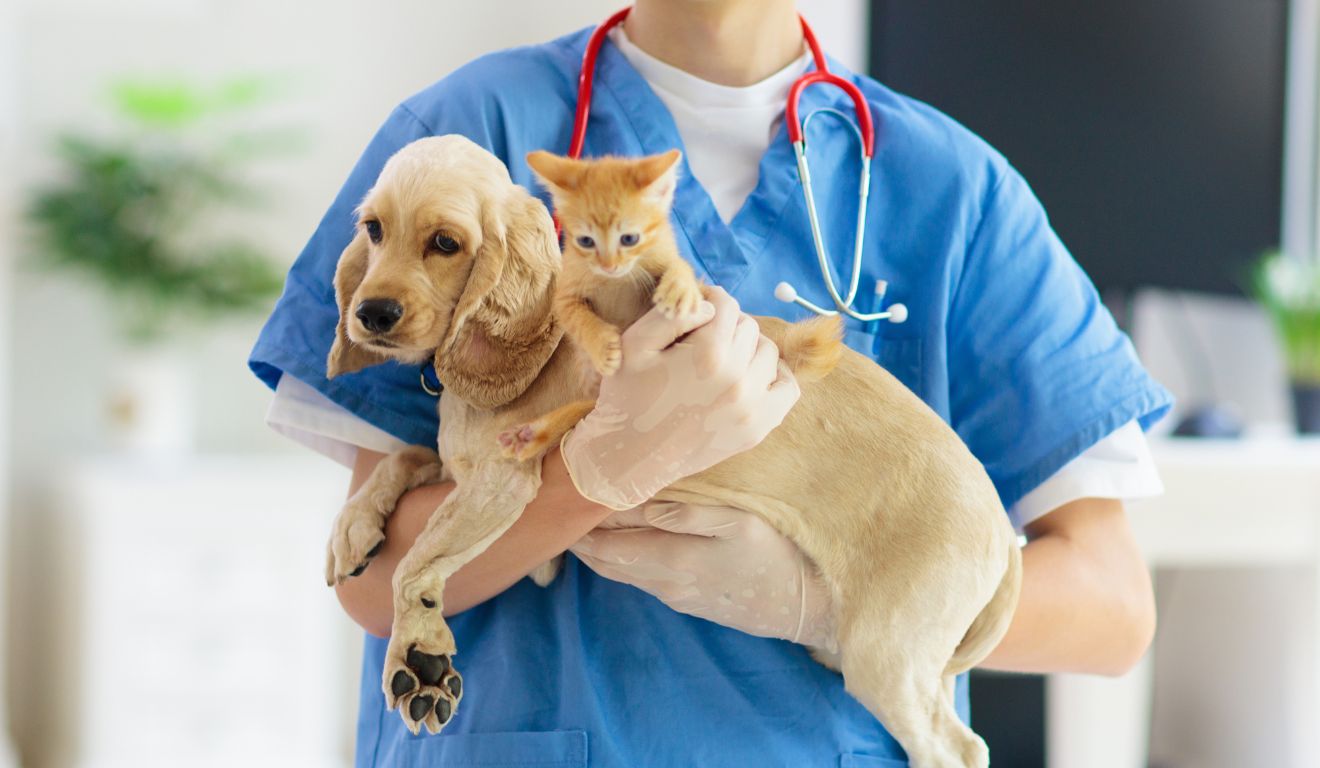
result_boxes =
[556,290,622,375]
[652,259,703,318]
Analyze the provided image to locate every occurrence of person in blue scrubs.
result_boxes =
[250,2,1172,765]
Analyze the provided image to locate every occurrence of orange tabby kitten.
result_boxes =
[499,149,839,459]
[537,149,702,374]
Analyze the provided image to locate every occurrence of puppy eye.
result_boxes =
[574,235,596,249]
[364,220,382,244]
[619,233,640,247]
[431,233,460,255]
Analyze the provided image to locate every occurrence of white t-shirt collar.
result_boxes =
[608,26,810,109]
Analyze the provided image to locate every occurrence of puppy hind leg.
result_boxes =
[840,641,987,768]
[942,675,985,768]
[837,596,989,768]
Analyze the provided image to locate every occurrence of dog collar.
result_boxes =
[420,363,443,397]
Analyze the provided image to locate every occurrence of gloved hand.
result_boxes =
[570,502,838,652]
[560,287,800,511]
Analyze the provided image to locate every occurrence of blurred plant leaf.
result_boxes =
[109,75,286,128]
[26,75,296,343]
[1250,251,1320,386]
[111,81,207,126]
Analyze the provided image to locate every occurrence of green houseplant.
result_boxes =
[1251,251,1320,433]
[26,77,286,342]
[25,77,291,452]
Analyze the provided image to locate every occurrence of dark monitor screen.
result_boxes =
[869,1,1289,295]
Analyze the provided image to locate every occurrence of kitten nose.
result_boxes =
[598,256,628,276]
[356,299,404,333]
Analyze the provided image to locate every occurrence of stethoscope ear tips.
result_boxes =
[774,282,799,303]
[886,303,908,324]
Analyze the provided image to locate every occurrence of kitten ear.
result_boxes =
[526,150,585,193]
[632,149,681,206]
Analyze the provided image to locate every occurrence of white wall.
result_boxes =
[3,2,867,765]
[800,0,868,73]
[1283,0,1319,261]
[0,0,18,762]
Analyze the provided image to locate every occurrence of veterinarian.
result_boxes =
[251,1,1171,764]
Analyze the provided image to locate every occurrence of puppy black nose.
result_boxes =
[356,299,403,333]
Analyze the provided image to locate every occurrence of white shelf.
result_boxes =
[1131,437,1320,566]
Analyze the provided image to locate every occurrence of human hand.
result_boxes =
[560,287,800,511]
[571,502,837,652]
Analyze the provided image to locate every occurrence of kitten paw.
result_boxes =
[587,330,623,376]
[497,421,554,461]
[653,275,703,318]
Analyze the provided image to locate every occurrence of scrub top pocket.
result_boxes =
[842,325,924,398]
[873,336,924,398]
[377,729,588,768]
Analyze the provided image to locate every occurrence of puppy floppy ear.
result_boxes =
[326,230,389,378]
[432,188,562,409]
[526,150,587,195]
[442,201,509,352]
[631,149,681,207]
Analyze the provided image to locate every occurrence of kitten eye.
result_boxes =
[431,232,460,255]
[364,220,382,244]
[619,233,640,247]
[574,235,596,250]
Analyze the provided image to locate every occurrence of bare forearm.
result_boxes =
[335,448,613,636]
[978,497,1156,676]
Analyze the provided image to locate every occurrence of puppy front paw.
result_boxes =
[325,497,389,586]
[384,591,464,735]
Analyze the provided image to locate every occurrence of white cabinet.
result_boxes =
[54,456,358,768]
[1049,437,1320,768]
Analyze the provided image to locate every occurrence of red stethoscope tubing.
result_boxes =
[567,7,875,161]
[565,8,900,324]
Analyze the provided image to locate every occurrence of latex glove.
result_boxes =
[561,287,800,511]
[571,502,838,652]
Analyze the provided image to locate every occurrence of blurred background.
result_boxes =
[1,1,1319,766]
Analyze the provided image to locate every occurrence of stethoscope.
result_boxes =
[570,7,907,326]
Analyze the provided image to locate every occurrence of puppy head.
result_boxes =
[328,135,562,408]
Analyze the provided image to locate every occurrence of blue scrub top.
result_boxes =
[250,26,1171,768]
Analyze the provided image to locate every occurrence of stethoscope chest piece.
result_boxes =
[774,279,907,325]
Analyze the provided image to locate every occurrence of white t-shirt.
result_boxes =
[609,27,811,223]
[265,29,1164,530]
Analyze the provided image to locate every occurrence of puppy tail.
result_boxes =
[779,315,844,384]
[946,541,1023,676]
